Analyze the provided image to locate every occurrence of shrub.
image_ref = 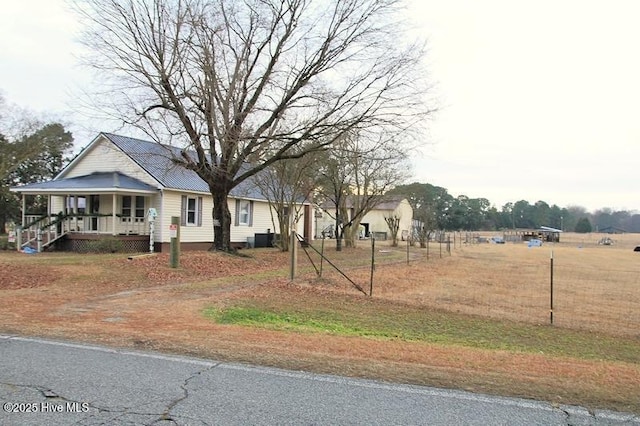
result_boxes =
[85,237,124,253]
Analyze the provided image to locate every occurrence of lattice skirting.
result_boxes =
[62,234,150,253]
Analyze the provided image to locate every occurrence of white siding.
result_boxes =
[294,208,307,238]
[230,200,308,243]
[229,198,281,243]
[316,199,414,240]
[158,190,213,243]
[396,199,414,236]
[50,196,64,215]
[362,199,413,240]
[97,195,114,233]
[158,190,307,245]
[63,136,158,186]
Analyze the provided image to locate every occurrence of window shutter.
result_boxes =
[249,201,254,226]
[234,199,240,226]
[197,197,203,227]
[180,195,187,226]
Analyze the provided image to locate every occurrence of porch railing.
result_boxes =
[20,214,65,252]
[19,213,150,251]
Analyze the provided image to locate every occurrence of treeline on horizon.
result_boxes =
[389,182,640,233]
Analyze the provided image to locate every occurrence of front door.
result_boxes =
[89,195,100,231]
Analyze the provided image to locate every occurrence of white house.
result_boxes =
[316,197,413,241]
[10,133,313,252]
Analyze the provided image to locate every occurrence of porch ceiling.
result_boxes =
[10,172,159,195]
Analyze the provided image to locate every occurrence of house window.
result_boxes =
[187,197,197,225]
[66,196,86,214]
[181,195,203,226]
[135,196,145,222]
[90,195,100,214]
[235,199,253,226]
[122,196,132,220]
[122,196,145,222]
[77,196,87,214]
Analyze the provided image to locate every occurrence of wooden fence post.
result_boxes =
[169,216,180,268]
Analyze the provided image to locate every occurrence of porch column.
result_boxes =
[21,194,26,226]
[112,193,117,236]
[63,195,68,233]
[73,196,78,230]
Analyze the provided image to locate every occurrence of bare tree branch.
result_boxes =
[73,0,433,250]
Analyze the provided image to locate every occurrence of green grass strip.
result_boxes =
[204,306,373,336]
[203,305,640,364]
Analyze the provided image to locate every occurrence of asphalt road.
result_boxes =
[0,334,638,425]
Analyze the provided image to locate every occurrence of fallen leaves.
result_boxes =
[120,251,287,285]
[0,262,60,290]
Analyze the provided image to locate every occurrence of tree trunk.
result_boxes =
[344,225,355,248]
[277,210,290,252]
[385,216,401,247]
[211,189,233,252]
[335,211,342,252]
[344,217,362,248]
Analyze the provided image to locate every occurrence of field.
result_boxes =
[1,232,639,414]
[370,232,640,337]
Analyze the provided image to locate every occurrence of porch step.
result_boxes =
[19,229,67,251]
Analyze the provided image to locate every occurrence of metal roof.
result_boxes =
[321,196,406,211]
[10,171,158,194]
[103,133,266,199]
[539,226,563,233]
[12,132,300,202]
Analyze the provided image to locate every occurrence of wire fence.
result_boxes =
[301,231,640,337]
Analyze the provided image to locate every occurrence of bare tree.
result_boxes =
[414,206,437,248]
[315,140,351,251]
[0,94,44,141]
[251,150,319,251]
[384,214,401,247]
[317,129,409,250]
[0,95,49,182]
[75,0,431,251]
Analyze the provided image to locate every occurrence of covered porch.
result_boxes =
[11,172,160,252]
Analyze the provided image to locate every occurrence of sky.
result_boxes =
[1,0,639,213]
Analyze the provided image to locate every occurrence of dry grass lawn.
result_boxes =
[1,231,639,414]
[369,232,640,336]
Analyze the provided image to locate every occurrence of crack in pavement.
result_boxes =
[0,381,190,425]
[152,364,219,426]
[557,403,640,426]
[2,358,223,425]
[6,335,638,425]
[0,382,79,403]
